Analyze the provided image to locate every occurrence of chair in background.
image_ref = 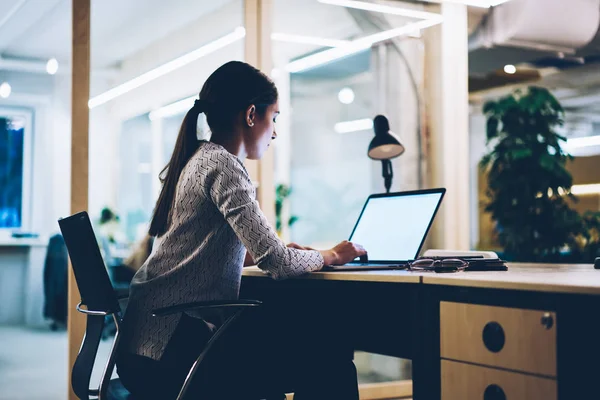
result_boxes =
[58,211,261,400]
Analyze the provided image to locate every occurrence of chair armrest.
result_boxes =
[152,299,262,317]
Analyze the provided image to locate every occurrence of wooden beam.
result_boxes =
[285,380,413,400]
[68,0,90,398]
[244,0,276,225]
[424,3,470,250]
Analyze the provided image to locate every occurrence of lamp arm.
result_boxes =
[382,159,393,194]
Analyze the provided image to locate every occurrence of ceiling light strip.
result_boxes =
[271,32,350,48]
[571,183,600,196]
[149,95,196,121]
[88,27,246,109]
[285,16,443,73]
[318,0,442,19]
[566,135,600,149]
[419,0,511,8]
[334,118,373,133]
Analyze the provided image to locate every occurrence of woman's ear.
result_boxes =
[246,105,256,127]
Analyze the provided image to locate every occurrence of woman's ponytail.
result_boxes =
[148,103,203,237]
[148,61,277,237]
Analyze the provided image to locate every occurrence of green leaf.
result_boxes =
[486,117,499,140]
[510,148,532,160]
[482,101,498,115]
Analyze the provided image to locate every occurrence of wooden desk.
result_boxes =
[241,264,600,399]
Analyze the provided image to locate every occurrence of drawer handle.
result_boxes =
[482,321,505,353]
[484,384,506,400]
[541,312,554,330]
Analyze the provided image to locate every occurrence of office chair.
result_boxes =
[58,211,261,400]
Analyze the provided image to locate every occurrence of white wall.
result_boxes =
[0,71,69,237]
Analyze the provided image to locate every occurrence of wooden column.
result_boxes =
[68,0,90,398]
[424,3,470,250]
[244,0,275,224]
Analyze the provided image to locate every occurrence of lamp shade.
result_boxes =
[367,115,405,160]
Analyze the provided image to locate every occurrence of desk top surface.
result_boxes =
[243,263,600,295]
[422,263,600,295]
[242,266,421,284]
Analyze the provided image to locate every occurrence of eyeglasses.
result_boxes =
[407,258,469,273]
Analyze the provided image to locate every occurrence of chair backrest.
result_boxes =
[58,211,122,399]
[58,211,120,313]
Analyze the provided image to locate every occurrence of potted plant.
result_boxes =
[275,184,298,236]
[480,87,585,262]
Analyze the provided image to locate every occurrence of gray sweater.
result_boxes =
[123,141,324,360]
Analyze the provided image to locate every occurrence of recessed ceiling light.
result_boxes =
[46,58,59,75]
[0,82,11,98]
[338,87,355,104]
[503,64,517,74]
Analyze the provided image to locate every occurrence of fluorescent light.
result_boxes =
[149,95,196,121]
[421,0,510,8]
[565,135,600,150]
[88,27,246,109]
[46,58,59,75]
[0,82,11,98]
[334,118,373,133]
[318,0,442,19]
[571,184,600,196]
[503,64,516,74]
[285,16,442,73]
[271,32,350,48]
[338,87,355,104]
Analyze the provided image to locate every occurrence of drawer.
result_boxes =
[441,360,557,400]
[440,302,556,377]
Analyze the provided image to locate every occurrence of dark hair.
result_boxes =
[149,61,278,237]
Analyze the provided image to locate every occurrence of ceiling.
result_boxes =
[3,0,600,136]
[0,0,232,69]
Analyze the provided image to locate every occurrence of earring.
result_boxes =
[248,122,254,127]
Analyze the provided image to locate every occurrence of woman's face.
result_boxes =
[244,101,279,160]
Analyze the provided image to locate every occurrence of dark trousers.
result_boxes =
[117,306,359,400]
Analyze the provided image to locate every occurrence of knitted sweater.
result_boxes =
[123,141,324,360]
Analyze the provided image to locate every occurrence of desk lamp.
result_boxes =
[368,115,405,193]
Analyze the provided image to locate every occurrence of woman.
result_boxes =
[117,61,367,399]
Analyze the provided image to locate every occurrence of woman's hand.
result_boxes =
[320,241,367,266]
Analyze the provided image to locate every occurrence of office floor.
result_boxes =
[0,326,113,400]
[0,326,408,400]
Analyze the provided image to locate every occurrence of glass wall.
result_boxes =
[90,0,245,245]
[272,0,436,383]
[287,55,376,247]
[271,0,429,249]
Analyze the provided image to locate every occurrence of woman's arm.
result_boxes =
[207,154,323,279]
[244,243,322,267]
[207,153,366,277]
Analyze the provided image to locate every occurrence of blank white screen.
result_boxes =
[349,193,442,261]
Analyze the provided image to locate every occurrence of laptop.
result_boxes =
[322,188,446,271]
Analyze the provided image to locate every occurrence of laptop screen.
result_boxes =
[348,190,444,262]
